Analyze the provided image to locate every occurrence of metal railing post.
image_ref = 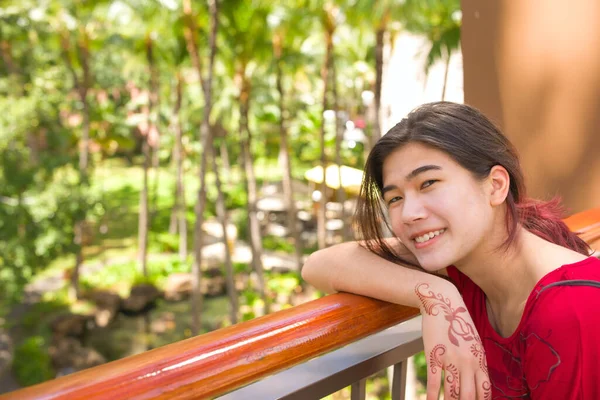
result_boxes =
[351,379,367,400]
[391,360,408,400]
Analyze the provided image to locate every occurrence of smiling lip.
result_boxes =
[411,228,446,249]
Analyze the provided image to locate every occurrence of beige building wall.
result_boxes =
[462,0,600,213]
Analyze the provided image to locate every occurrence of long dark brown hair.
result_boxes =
[355,102,590,265]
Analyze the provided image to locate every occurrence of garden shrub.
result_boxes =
[13,336,55,387]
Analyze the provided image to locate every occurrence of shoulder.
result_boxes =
[526,259,600,330]
[522,268,600,398]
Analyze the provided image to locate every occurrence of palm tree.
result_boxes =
[403,0,461,100]
[171,70,188,262]
[162,18,191,262]
[346,0,405,149]
[268,1,312,272]
[220,0,274,315]
[116,0,173,276]
[54,4,97,298]
[315,1,342,249]
[183,0,238,332]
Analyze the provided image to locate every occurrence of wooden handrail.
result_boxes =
[1,294,419,400]
[3,207,598,400]
[564,207,600,247]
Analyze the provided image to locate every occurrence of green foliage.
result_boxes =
[0,3,463,390]
[80,257,191,296]
[403,0,461,73]
[13,336,55,387]
[230,208,249,242]
[414,350,428,385]
[149,232,180,253]
[21,294,70,332]
[233,262,251,274]
[262,235,295,253]
[267,272,301,295]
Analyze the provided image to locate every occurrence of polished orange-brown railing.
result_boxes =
[564,207,600,248]
[3,207,599,400]
[1,294,419,399]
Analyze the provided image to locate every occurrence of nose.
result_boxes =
[401,194,428,224]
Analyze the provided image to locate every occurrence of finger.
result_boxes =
[426,365,442,400]
[426,355,443,400]
[458,370,477,400]
[443,364,460,399]
[475,370,492,400]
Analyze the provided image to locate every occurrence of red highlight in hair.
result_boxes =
[512,197,590,255]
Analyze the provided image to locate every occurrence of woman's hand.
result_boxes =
[416,283,491,400]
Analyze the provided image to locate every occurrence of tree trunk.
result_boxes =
[146,35,161,224]
[318,31,333,249]
[239,73,269,315]
[168,188,178,234]
[442,50,451,101]
[330,48,349,242]
[372,27,385,149]
[137,34,161,277]
[274,37,303,273]
[183,0,218,335]
[61,28,92,299]
[211,140,238,323]
[219,138,231,184]
[173,71,187,261]
[138,138,150,276]
[0,39,24,96]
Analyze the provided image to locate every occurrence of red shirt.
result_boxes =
[447,257,600,399]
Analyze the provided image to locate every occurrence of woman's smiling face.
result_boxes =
[382,142,496,271]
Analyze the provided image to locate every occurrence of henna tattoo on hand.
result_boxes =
[429,344,446,374]
[470,343,489,377]
[445,363,460,399]
[483,380,492,400]
[418,283,492,398]
[416,283,478,346]
[429,344,460,399]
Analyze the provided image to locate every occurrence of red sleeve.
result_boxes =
[524,286,600,399]
[446,265,467,293]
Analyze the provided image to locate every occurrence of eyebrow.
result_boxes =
[381,164,442,194]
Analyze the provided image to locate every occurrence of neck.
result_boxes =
[457,227,588,311]
[455,227,538,310]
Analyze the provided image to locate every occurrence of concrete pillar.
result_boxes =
[462,0,600,213]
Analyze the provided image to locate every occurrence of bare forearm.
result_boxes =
[301,241,458,310]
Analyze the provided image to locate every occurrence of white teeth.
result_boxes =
[414,229,445,243]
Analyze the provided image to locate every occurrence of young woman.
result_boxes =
[302,102,600,400]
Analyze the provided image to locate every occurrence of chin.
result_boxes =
[416,256,451,273]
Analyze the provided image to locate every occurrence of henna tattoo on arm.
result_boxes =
[415,283,478,346]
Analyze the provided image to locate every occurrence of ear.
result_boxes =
[487,165,511,206]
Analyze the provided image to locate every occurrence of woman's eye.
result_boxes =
[421,179,438,189]
[388,196,403,205]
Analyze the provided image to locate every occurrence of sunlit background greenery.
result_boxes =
[1,0,459,396]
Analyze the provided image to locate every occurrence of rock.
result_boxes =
[204,275,226,297]
[50,313,92,339]
[122,284,161,314]
[0,331,12,377]
[86,290,121,328]
[49,337,106,374]
[150,312,176,334]
[164,273,192,301]
[164,273,227,300]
